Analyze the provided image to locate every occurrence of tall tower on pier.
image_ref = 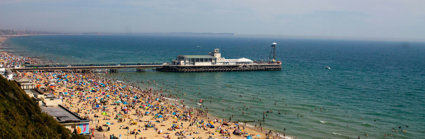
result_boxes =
[271,42,277,62]
[213,48,221,58]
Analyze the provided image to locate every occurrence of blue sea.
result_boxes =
[4,35,425,138]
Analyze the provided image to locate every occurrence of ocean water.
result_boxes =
[4,35,425,138]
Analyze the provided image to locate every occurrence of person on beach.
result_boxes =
[3,51,269,139]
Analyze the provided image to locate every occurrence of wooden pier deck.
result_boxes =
[11,63,164,72]
[157,63,282,72]
[10,62,281,72]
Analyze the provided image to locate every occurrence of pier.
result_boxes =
[10,62,281,72]
[157,63,281,72]
[10,43,282,72]
[11,63,164,72]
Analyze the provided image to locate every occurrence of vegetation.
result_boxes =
[0,76,84,139]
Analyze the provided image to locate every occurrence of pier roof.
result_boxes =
[179,55,215,59]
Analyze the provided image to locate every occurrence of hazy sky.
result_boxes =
[1,0,424,40]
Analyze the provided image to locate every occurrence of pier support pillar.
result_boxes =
[82,69,92,73]
[136,68,145,72]
[109,69,118,73]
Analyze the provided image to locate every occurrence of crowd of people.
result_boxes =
[0,49,274,138]
[0,51,37,68]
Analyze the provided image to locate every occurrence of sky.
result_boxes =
[0,0,424,41]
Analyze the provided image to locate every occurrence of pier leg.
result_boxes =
[136,68,144,72]
[109,69,118,73]
[82,70,92,73]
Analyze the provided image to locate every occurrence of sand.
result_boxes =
[0,36,7,43]
[19,71,275,139]
[0,40,284,138]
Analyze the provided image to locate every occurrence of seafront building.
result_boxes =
[158,44,281,72]
[172,48,254,66]
[16,77,34,90]
[40,104,90,134]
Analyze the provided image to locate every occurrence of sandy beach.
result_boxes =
[1,36,286,139]
[0,36,7,43]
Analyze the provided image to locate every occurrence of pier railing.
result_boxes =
[10,62,281,72]
[11,63,164,71]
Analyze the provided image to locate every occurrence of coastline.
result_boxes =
[0,36,9,46]
[3,34,425,138]
[0,35,30,49]
[0,36,289,139]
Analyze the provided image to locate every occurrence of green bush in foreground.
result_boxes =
[0,76,85,139]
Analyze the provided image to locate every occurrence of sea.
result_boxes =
[3,35,425,138]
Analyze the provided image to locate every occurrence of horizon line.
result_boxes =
[1,28,424,43]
